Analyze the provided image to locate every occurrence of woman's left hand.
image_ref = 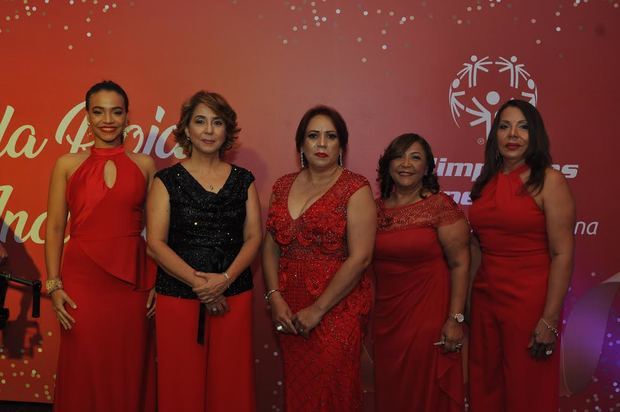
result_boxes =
[439,319,464,353]
[146,288,156,318]
[192,271,229,303]
[528,318,558,360]
[205,296,229,316]
[293,304,324,339]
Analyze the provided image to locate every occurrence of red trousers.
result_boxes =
[469,255,559,412]
[156,292,255,412]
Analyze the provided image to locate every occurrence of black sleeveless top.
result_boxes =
[155,162,254,299]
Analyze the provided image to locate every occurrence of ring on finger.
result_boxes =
[276,324,284,332]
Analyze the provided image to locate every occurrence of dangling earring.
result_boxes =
[122,127,129,142]
[186,135,193,156]
[300,151,305,169]
[338,150,343,167]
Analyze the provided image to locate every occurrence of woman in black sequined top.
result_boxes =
[146,91,262,412]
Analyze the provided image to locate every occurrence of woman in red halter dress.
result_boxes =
[263,106,376,411]
[468,100,575,412]
[45,81,156,412]
[372,134,469,412]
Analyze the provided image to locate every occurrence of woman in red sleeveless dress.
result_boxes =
[468,99,575,412]
[45,81,156,411]
[263,106,376,411]
[373,134,469,412]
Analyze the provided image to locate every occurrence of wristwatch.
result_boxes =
[451,313,465,323]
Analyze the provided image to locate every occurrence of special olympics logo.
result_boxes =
[449,55,538,144]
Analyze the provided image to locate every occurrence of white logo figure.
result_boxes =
[449,55,539,143]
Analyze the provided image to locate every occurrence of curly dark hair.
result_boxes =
[172,91,240,157]
[377,133,440,199]
[470,99,552,200]
[85,80,129,111]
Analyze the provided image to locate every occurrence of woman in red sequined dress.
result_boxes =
[372,134,470,412]
[468,100,575,412]
[45,81,156,412]
[263,105,376,411]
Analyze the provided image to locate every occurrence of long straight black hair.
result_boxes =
[470,99,552,200]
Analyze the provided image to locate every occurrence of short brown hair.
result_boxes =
[173,91,241,156]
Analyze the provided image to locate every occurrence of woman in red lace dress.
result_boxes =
[372,134,470,411]
[468,100,575,412]
[45,81,156,412]
[263,105,376,411]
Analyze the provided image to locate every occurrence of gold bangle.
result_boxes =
[46,279,63,296]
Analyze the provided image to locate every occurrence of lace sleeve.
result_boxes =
[432,192,466,228]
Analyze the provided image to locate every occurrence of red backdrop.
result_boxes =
[1,1,618,410]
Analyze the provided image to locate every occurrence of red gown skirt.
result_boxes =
[266,170,373,412]
[373,193,465,412]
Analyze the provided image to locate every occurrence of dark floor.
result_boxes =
[0,402,51,412]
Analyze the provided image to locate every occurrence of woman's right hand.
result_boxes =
[270,293,297,335]
[51,290,77,330]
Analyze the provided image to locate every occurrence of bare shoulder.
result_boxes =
[55,152,88,174]
[127,152,156,172]
[127,152,155,166]
[543,167,569,191]
[542,167,574,211]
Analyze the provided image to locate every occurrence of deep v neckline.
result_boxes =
[286,169,345,221]
[178,162,234,196]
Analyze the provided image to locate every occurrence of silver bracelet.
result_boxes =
[264,289,280,303]
[540,318,559,337]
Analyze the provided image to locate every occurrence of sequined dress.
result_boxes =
[54,146,155,412]
[266,169,372,412]
[373,193,465,412]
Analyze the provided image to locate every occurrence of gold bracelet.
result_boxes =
[46,279,63,296]
[540,318,559,337]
